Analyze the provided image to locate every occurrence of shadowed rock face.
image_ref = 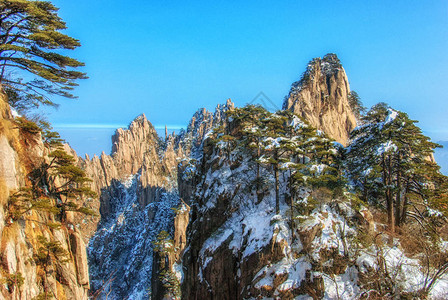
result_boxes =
[85,101,234,299]
[77,100,234,241]
[283,54,357,146]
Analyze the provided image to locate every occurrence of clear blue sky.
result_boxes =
[42,0,448,158]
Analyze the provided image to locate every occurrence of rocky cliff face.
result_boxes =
[179,110,448,300]
[86,100,234,299]
[3,53,447,299]
[173,99,234,159]
[81,99,234,232]
[282,54,357,145]
[0,90,90,299]
[180,113,350,299]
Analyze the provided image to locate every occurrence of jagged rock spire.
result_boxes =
[282,53,357,145]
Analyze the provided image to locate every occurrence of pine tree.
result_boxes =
[260,112,288,214]
[9,119,96,223]
[348,91,365,119]
[0,0,86,111]
[346,103,448,232]
[152,231,180,300]
[226,105,270,202]
[29,147,96,222]
[33,235,69,300]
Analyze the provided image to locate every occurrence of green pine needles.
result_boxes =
[0,0,87,111]
[346,102,448,233]
[8,118,96,224]
[219,105,344,215]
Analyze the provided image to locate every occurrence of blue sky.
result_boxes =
[42,0,448,159]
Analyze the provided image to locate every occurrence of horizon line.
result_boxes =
[53,123,186,130]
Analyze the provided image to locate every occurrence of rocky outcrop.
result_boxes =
[179,121,335,299]
[70,232,90,287]
[282,54,357,145]
[0,89,90,299]
[174,99,234,158]
[86,101,233,299]
[173,201,190,261]
[77,100,234,241]
[0,135,19,191]
[83,114,169,195]
[150,201,190,300]
[75,114,175,241]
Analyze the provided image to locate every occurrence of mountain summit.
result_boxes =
[1,54,447,300]
[283,54,357,145]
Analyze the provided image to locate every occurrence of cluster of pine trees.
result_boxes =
[204,102,448,297]
[211,102,447,236]
[346,102,448,233]
[212,105,345,223]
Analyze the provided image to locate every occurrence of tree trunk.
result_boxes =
[256,142,262,204]
[387,193,395,233]
[382,154,395,233]
[289,169,294,233]
[274,150,279,214]
[401,182,410,224]
[395,161,402,228]
[274,164,279,214]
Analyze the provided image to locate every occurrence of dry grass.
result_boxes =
[310,187,333,204]
[370,207,388,226]
[398,223,426,257]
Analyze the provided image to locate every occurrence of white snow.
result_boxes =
[88,173,181,300]
[376,140,398,155]
[322,267,359,299]
[10,107,20,118]
[173,262,184,284]
[276,258,312,291]
[427,207,443,217]
[385,108,399,124]
[310,164,326,175]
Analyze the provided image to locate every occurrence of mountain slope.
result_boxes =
[180,107,448,299]
[85,101,233,299]
[83,54,448,300]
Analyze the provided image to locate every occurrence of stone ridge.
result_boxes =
[111,113,159,175]
[84,100,234,298]
[283,53,357,145]
[78,100,235,239]
[174,98,234,158]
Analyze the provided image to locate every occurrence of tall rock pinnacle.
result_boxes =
[282,53,357,145]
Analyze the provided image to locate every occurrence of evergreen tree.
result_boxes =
[0,0,86,111]
[153,231,180,300]
[33,235,69,300]
[348,91,365,119]
[346,103,447,232]
[259,112,288,214]
[9,119,96,223]
[226,105,269,202]
[29,146,96,222]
